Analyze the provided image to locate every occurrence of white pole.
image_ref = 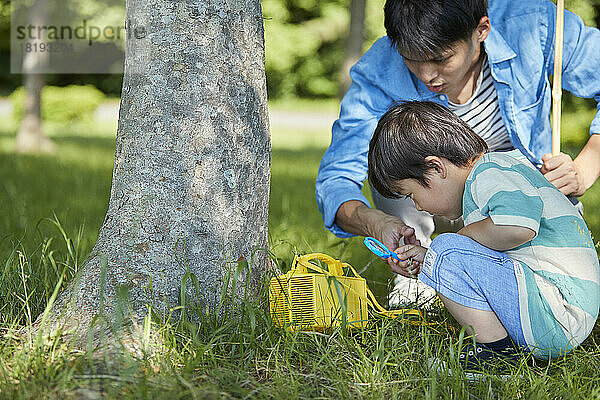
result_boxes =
[552,0,565,156]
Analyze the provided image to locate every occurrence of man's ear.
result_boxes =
[475,16,491,43]
[424,156,448,178]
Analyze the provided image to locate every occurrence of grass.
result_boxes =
[0,105,600,398]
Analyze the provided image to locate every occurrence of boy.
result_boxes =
[368,101,600,369]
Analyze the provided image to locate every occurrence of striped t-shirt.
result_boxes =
[448,56,513,152]
[463,150,600,358]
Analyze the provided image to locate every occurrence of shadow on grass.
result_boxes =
[0,137,114,259]
[51,134,116,151]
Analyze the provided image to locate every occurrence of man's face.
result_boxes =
[402,38,479,96]
[400,17,490,101]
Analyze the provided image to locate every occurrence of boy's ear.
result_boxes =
[424,156,447,178]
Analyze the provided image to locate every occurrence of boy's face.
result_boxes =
[393,175,464,220]
[401,17,490,101]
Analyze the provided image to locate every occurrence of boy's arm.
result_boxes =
[458,217,536,251]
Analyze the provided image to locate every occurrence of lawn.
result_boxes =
[0,104,599,398]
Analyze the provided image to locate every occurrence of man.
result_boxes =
[315,0,600,306]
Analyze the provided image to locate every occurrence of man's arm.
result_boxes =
[575,133,600,191]
[336,200,419,243]
[315,36,415,238]
[458,217,536,251]
[335,200,390,237]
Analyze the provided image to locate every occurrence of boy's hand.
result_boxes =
[389,244,427,278]
[374,215,421,276]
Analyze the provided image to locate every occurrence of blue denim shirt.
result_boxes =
[316,0,600,238]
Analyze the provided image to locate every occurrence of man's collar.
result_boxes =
[484,26,517,63]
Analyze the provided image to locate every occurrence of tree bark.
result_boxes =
[39,0,271,346]
[339,0,366,98]
[15,0,55,154]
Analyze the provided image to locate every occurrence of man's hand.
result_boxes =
[540,152,584,196]
[541,134,600,197]
[391,244,427,278]
[335,200,420,277]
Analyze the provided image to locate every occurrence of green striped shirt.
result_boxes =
[464,150,600,357]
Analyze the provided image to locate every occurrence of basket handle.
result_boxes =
[293,253,346,275]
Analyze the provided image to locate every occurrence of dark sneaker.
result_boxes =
[459,342,518,373]
[428,342,521,382]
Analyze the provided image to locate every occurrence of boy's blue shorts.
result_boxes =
[418,233,530,350]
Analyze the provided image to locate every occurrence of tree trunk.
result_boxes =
[40,0,271,346]
[339,0,366,98]
[15,0,55,154]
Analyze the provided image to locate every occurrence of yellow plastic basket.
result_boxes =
[269,253,424,332]
[269,254,368,331]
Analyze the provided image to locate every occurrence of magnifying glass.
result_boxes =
[363,237,405,261]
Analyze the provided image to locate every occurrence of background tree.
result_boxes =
[14,0,55,153]
[339,0,366,98]
[38,0,270,344]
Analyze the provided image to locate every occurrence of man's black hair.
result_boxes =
[384,0,488,60]
[368,101,488,199]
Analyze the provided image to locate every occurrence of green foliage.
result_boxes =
[563,0,600,26]
[2,0,600,99]
[364,0,386,51]
[10,84,105,123]
[262,0,346,98]
[262,0,386,99]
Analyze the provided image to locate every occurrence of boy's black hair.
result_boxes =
[384,0,488,60]
[368,101,488,199]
